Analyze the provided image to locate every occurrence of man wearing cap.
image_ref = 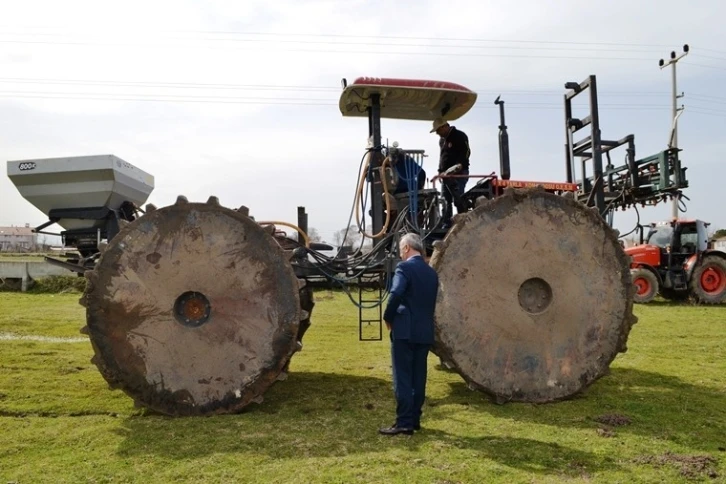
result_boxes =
[431,118,470,228]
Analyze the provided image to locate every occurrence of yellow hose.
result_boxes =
[257,221,310,248]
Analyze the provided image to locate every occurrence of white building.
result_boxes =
[0,224,38,251]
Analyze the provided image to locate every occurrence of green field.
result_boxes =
[0,290,724,483]
[0,252,53,260]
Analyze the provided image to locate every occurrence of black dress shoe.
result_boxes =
[378,425,414,436]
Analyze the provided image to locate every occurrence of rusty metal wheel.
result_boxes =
[429,187,638,404]
[80,196,303,416]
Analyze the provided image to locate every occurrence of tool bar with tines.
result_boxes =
[564,75,689,218]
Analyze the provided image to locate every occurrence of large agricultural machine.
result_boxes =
[627,219,726,304]
[7,74,690,416]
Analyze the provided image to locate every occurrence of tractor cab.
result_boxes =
[634,219,709,262]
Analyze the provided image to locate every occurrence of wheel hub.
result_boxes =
[518,277,553,314]
[700,265,726,295]
[634,277,650,295]
[174,291,211,328]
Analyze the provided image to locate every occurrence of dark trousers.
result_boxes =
[442,170,469,224]
[391,339,431,428]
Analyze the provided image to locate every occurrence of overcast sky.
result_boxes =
[1,0,725,245]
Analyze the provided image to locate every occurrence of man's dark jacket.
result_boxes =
[383,255,439,344]
[438,126,470,173]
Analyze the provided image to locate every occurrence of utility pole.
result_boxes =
[658,44,689,219]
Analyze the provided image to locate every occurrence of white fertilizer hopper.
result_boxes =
[7,154,154,231]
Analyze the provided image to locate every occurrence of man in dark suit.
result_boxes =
[379,232,439,436]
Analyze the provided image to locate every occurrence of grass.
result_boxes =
[0,252,52,262]
[0,275,87,294]
[0,291,724,483]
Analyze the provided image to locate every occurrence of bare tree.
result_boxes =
[288,227,323,243]
[307,227,322,243]
[333,225,361,248]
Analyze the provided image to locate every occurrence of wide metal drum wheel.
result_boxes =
[80,196,302,416]
[430,187,638,403]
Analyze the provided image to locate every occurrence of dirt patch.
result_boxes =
[596,427,616,438]
[634,452,718,480]
[594,413,632,426]
[566,460,591,480]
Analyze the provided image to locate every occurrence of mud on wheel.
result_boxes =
[80,196,308,416]
[430,187,638,404]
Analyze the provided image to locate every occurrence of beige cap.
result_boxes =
[430,117,447,133]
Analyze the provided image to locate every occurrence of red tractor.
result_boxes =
[626,219,726,304]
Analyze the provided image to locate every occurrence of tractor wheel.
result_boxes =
[79,196,306,416]
[690,255,726,304]
[429,187,637,404]
[631,268,658,304]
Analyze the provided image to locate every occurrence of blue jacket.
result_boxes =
[383,255,439,344]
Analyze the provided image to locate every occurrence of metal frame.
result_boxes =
[564,75,689,222]
[358,275,384,341]
[367,93,385,248]
[33,204,137,256]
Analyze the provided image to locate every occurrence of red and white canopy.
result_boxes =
[338,77,478,121]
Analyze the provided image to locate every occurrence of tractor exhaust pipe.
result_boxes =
[495,95,511,180]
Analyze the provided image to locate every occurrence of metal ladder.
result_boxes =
[357,274,384,341]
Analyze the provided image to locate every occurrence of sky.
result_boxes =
[1,0,725,246]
